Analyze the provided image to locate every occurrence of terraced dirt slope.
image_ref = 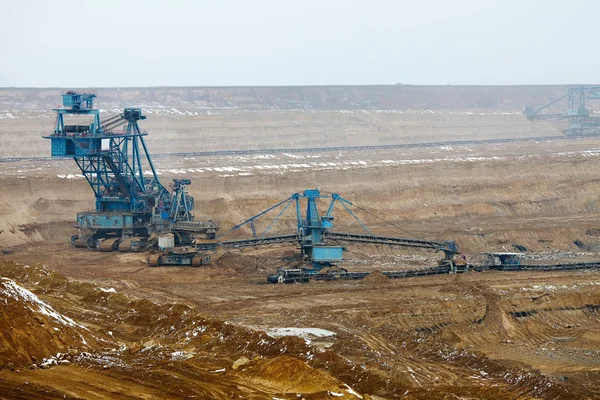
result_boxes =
[0,85,573,159]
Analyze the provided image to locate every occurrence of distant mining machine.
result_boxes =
[44,91,217,252]
[524,86,600,136]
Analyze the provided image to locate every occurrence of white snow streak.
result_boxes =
[0,277,87,329]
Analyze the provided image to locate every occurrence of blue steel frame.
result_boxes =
[218,189,359,268]
[44,92,167,214]
[217,189,459,273]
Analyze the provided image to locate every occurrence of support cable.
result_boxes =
[260,198,295,237]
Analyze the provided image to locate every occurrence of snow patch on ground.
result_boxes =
[56,174,82,179]
[521,281,600,292]
[0,277,87,329]
[266,327,336,341]
[171,350,195,361]
[344,384,363,398]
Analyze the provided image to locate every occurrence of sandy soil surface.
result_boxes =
[1,86,600,399]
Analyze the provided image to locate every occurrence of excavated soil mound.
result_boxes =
[237,355,346,394]
[0,275,99,369]
[361,270,389,284]
[215,251,264,274]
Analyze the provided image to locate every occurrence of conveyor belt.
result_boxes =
[0,135,575,163]
[221,234,300,249]
[325,231,455,252]
[272,261,600,283]
[485,261,600,272]
[155,135,569,158]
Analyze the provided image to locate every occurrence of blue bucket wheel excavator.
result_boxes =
[179,188,461,282]
[524,86,600,136]
[43,91,218,253]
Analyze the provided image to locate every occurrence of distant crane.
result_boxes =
[524,86,600,136]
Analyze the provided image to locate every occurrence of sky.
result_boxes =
[0,0,598,87]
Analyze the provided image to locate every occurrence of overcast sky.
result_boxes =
[0,0,597,87]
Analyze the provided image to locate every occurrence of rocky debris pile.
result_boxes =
[33,350,77,369]
[360,270,390,284]
[522,251,597,262]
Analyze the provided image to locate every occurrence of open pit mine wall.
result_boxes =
[0,85,577,111]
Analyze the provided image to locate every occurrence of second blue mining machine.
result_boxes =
[44,92,217,258]
[160,188,463,282]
